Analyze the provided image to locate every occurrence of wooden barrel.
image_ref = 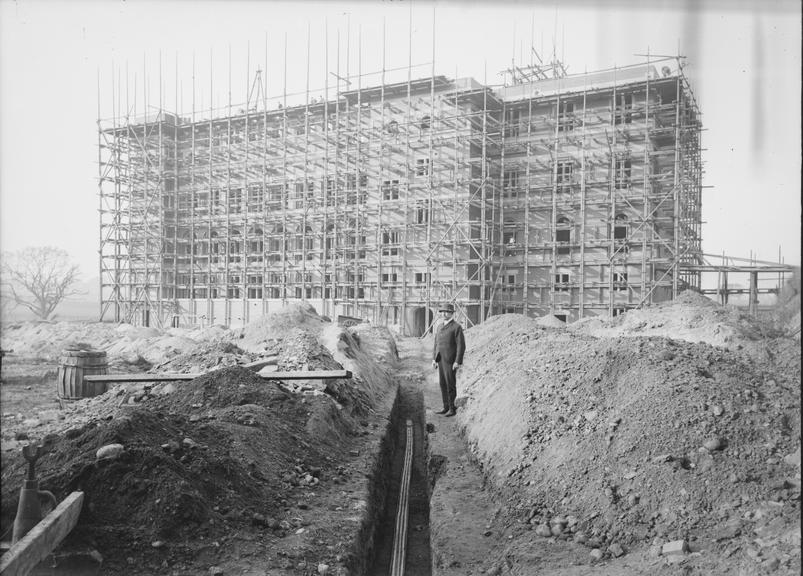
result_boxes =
[57,349,109,400]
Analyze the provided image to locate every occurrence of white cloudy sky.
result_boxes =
[1,0,800,279]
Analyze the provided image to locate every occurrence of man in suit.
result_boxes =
[432,303,465,417]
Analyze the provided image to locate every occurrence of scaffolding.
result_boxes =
[492,56,705,321]
[98,50,706,333]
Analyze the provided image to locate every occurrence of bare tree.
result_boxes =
[0,284,13,321]
[1,247,81,320]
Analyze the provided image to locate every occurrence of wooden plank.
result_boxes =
[84,369,352,383]
[261,370,352,380]
[0,491,84,576]
[84,373,198,382]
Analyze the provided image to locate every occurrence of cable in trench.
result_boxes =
[390,419,413,576]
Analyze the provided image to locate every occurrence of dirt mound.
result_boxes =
[1,321,121,360]
[239,302,327,353]
[0,321,234,366]
[458,312,801,564]
[152,366,292,412]
[569,290,783,352]
[1,365,363,571]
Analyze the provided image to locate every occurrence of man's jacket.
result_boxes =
[433,320,466,365]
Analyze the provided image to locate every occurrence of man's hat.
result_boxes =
[439,303,455,313]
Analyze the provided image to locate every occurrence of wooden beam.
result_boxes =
[84,369,352,383]
[84,373,197,382]
[0,491,84,576]
[265,370,352,380]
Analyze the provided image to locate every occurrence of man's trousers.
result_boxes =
[437,360,457,411]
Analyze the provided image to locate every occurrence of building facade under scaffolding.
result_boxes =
[98,58,703,334]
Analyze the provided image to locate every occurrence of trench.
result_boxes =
[365,379,432,576]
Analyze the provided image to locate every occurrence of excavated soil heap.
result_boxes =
[1,304,398,574]
[458,299,800,571]
[1,366,359,567]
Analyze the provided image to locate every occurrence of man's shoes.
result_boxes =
[445,409,456,417]
[435,408,449,415]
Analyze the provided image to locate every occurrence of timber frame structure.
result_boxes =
[98,54,705,334]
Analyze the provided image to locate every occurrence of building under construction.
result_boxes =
[98,56,703,334]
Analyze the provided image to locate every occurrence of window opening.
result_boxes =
[504,170,520,194]
[505,108,520,137]
[247,184,263,212]
[381,230,400,256]
[558,101,575,132]
[267,184,283,207]
[556,217,571,254]
[614,156,632,189]
[382,179,400,200]
[614,214,628,240]
[614,93,634,125]
[557,161,573,192]
[194,191,209,210]
[228,188,242,213]
[505,274,517,293]
[228,231,242,263]
[415,201,430,224]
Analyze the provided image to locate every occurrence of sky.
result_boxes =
[0,0,800,282]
